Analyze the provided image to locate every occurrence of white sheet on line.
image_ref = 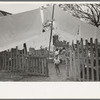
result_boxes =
[79,21,97,41]
[25,30,52,50]
[54,5,80,37]
[54,24,77,43]
[95,27,100,42]
[42,5,52,24]
[0,8,42,52]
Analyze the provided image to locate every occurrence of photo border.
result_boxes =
[0,0,100,99]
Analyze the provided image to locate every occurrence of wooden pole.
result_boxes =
[48,4,55,59]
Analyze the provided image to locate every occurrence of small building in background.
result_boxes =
[29,48,36,55]
[29,47,48,56]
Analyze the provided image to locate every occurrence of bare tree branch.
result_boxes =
[59,4,100,27]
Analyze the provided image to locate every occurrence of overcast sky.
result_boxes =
[0,2,48,14]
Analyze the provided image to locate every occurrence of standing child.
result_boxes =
[54,55,60,74]
[54,48,59,57]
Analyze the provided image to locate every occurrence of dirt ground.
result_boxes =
[0,63,69,82]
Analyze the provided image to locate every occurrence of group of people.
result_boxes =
[54,47,66,74]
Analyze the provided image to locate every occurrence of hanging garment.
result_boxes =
[54,27,77,43]
[0,8,42,51]
[79,21,97,41]
[54,5,80,37]
[42,5,52,24]
[24,30,54,50]
[95,27,100,42]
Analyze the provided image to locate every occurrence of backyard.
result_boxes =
[0,63,68,82]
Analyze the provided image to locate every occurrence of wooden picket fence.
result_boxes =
[66,38,100,81]
[0,48,49,76]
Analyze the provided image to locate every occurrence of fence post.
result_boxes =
[0,52,2,70]
[34,57,36,74]
[65,47,70,80]
[73,50,77,81]
[6,51,9,70]
[11,51,14,72]
[9,50,11,71]
[16,46,18,72]
[69,46,73,80]
[29,56,31,72]
[33,57,35,73]
[76,40,81,81]
[3,51,4,70]
[13,52,15,71]
[46,57,49,77]
[40,57,42,74]
[7,51,9,70]
[4,51,7,70]
[85,40,89,81]
[37,57,39,74]
[72,41,76,80]
[90,38,94,81]
[80,38,85,81]
[95,39,99,81]
[36,57,38,74]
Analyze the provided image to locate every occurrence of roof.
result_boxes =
[0,10,12,17]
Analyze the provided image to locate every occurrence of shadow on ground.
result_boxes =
[0,63,70,82]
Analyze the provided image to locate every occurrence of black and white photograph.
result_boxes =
[0,2,100,82]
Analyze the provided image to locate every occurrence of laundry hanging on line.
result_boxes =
[79,21,97,41]
[54,5,80,37]
[0,8,42,52]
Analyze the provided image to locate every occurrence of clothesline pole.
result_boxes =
[48,4,55,59]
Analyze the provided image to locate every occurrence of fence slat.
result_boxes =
[77,40,81,81]
[69,47,73,80]
[29,57,32,72]
[5,52,7,70]
[71,41,76,80]
[6,52,8,70]
[10,52,12,71]
[7,52,9,70]
[46,58,49,76]
[85,40,89,81]
[80,38,85,81]
[19,54,21,72]
[2,52,5,70]
[40,58,42,74]
[73,50,77,81]
[43,58,45,75]
[16,46,18,72]
[32,57,34,72]
[95,39,99,81]
[90,38,94,81]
